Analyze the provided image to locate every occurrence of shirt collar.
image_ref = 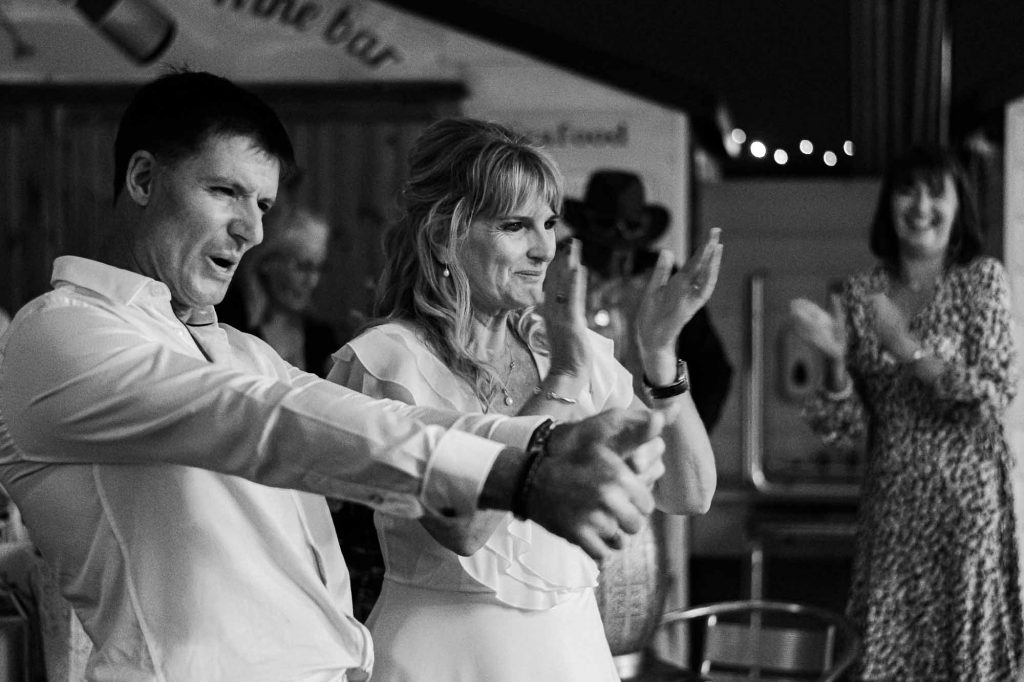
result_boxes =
[50,256,218,325]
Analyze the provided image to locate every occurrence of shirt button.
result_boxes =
[149,284,163,296]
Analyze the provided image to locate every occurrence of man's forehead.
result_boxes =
[182,133,281,186]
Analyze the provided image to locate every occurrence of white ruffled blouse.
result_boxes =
[330,318,635,610]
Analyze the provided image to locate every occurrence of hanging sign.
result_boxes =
[1,0,452,82]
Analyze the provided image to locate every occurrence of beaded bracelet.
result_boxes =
[512,418,556,520]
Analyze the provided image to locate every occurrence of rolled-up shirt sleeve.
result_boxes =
[0,295,542,518]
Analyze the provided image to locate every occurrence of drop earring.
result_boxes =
[442,265,450,278]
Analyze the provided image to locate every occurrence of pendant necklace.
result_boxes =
[496,342,517,407]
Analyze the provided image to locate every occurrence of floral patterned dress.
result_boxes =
[805,256,1022,681]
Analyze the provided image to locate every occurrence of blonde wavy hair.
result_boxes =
[370,117,563,409]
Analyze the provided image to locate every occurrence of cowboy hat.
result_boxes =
[562,169,670,250]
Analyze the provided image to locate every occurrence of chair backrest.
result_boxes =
[659,599,860,682]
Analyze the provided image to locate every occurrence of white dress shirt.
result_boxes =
[0,256,542,682]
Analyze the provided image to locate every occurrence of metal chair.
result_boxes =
[658,599,860,682]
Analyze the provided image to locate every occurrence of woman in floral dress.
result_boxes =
[790,146,1022,680]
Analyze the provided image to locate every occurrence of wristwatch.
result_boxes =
[642,359,690,400]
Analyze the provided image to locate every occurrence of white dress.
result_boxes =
[329,318,635,682]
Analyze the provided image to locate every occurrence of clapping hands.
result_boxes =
[539,238,591,379]
[637,228,723,381]
[866,292,912,357]
[789,296,847,360]
[790,291,912,361]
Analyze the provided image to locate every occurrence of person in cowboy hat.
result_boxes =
[563,169,734,431]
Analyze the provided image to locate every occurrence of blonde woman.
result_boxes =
[328,118,720,681]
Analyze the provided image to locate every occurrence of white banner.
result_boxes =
[1,0,452,82]
[476,108,688,247]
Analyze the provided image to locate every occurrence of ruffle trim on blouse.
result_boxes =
[458,517,599,610]
[343,323,478,411]
[344,320,625,609]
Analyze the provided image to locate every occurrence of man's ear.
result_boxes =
[124,151,158,206]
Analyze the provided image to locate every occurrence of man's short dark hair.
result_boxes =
[113,70,296,202]
[869,145,983,269]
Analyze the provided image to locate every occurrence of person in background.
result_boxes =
[562,169,734,433]
[218,200,341,377]
[328,117,720,681]
[790,145,1022,680]
[217,197,384,621]
[0,71,671,682]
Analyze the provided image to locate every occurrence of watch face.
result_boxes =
[679,360,691,391]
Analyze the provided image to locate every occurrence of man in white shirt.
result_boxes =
[0,71,666,681]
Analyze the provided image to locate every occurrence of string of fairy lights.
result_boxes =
[727,128,855,168]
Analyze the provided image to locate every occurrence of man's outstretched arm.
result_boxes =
[2,296,663,555]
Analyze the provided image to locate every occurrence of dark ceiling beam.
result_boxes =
[949,0,1024,139]
[850,0,950,171]
[375,0,722,123]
